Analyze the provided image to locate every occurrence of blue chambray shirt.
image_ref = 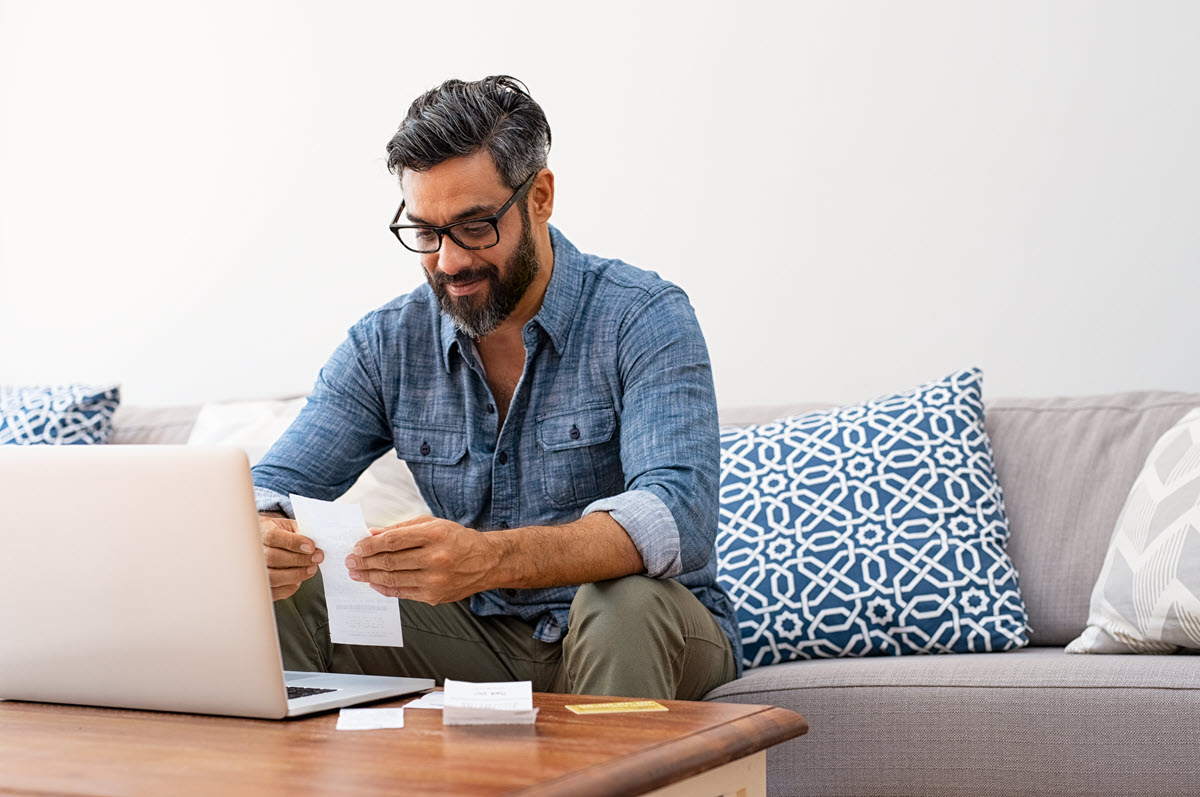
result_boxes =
[252,225,741,673]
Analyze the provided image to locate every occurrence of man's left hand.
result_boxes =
[344,516,495,604]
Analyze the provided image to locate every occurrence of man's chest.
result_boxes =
[478,349,524,426]
[383,343,625,527]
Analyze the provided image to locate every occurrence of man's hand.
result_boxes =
[258,513,323,601]
[344,516,495,605]
[344,512,644,602]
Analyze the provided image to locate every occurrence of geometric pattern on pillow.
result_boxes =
[1066,407,1200,654]
[716,367,1029,669]
[0,383,121,445]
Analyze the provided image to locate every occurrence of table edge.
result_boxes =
[514,704,808,797]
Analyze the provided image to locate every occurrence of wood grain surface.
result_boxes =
[0,692,807,796]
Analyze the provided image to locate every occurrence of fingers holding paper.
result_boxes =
[344,516,495,605]
[258,514,324,601]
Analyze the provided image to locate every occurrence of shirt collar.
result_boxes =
[438,305,461,373]
[530,225,581,356]
[437,224,581,372]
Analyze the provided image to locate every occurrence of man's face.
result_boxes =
[399,151,540,339]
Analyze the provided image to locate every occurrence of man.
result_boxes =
[253,75,740,700]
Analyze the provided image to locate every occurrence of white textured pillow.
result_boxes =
[187,398,430,529]
[1067,407,1200,654]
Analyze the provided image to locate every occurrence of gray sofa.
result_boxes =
[710,390,1200,797]
[112,389,1200,797]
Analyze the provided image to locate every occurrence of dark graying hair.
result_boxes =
[386,75,551,190]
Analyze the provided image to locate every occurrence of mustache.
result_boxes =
[433,266,498,286]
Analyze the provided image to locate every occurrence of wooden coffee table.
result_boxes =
[0,691,806,796]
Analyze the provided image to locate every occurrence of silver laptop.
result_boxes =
[0,444,433,719]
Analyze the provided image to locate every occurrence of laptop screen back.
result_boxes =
[0,445,289,718]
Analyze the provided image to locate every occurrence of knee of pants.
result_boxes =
[566,575,681,648]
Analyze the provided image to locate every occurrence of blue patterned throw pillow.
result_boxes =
[0,383,121,445]
[717,368,1028,669]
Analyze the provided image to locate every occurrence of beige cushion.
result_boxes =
[186,398,430,529]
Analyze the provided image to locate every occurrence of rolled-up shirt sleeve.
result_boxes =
[581,286,720,579]
[583,489,681,578]
[251,321,393,512]
[254,484,296,518]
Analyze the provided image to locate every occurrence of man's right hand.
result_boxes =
[258,513,323,601]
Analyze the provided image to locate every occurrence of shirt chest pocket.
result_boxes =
[536,404,623,510]
[393,422,467,521]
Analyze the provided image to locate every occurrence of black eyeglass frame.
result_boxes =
[388,171,538,253]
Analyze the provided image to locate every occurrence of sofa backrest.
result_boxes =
[114,391,1200,647]
[984,391,1198,645]
[109,405,200,445]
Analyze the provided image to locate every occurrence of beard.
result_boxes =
[426,212,540,339]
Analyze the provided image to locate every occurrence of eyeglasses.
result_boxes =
[389,171,537,254]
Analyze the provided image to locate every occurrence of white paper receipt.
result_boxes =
[290,494,405,647]
[442,679,539,726]
[336,707,405,730]
[405,691,445,710]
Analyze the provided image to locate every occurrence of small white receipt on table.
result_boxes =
[405,691,445,710]
[336,707,405,730]
[442,679,539,725]
[290,494,404,647]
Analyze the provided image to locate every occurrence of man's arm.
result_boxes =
[577,285,720,578]
[253,320,393,598]
[252,321,394,517]
[346,512,642,604]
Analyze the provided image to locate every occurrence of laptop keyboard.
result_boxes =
[287,685,338,700]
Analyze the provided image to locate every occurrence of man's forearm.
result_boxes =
[484,512,646,590]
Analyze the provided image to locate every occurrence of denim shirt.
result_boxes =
[252,226,741,673]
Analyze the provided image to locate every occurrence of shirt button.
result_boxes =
[486,404,495,414]
[569,425,580,440]
[498,451,508,465]
[419,441,431,456]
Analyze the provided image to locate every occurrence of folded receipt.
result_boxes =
[442,679,539,725]
[290,494,405,647]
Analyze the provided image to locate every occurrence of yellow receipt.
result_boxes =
[566,700,668,715]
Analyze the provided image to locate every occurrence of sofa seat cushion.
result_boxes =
[707,645,1200,695]
[707,647,1200,797]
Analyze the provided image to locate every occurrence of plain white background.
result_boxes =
[2,1,1197,407]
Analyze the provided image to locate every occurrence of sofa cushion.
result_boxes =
[708,644,1200,694]
[717,367,1028,668]
[707,647,1200,797]
[1067,408,1200,653]
[0,383,121,445]
[985,391,1200,646]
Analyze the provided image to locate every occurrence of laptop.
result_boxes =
[0,444,434,719]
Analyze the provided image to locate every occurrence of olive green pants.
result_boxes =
[274,571,736,700]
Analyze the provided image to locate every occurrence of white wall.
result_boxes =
[2,1,1197,407]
